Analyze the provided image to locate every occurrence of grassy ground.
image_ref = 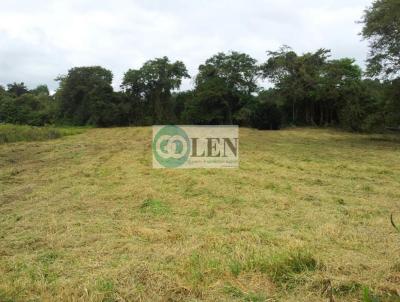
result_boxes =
[0,124,86,144]
[0,127,399,302]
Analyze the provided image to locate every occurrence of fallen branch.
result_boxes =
[391,214,400,233]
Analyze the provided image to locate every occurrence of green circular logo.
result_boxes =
[152,126,190,168]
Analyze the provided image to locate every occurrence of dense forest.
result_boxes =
[0,0,399,132]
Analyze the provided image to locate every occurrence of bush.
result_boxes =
[0,124,84,144]
[0,93,56,126]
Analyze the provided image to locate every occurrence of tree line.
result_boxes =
[0,0,399,132]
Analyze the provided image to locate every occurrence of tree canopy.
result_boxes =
[187,51,258,125]
[56,66,114,126]
[0,46,399,131]
[362,0,400,78]
[121,57,189,124]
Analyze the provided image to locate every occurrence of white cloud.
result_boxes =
[0,0,371,91]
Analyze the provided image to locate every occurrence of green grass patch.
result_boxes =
[140,199,171,215]
[333,281,363,296]
[37,251,59,266]
[224,285,267,302]
[362,287,400,302]
[241,249,319,287]
[0,123,86,144]
[95,278,116,302]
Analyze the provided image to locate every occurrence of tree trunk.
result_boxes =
[292,100,295,123]
[320,105,324,125]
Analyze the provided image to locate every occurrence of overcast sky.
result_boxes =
[0,0,372,91]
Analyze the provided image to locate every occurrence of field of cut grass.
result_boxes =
[0,127,400,301]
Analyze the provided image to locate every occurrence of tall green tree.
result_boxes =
[122,57,189,124]
[260,47,379,130]
[318,58,363,126]
[190,51,258,124]
[185,76,232,124]
[261,46,330,124]
[56,66,114,126]
[251,89,283,130]
[171,91,194,124]
[31,84,50,96]
[7,82,28,97]
[362,0,400,78]
[383,79,400,127]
